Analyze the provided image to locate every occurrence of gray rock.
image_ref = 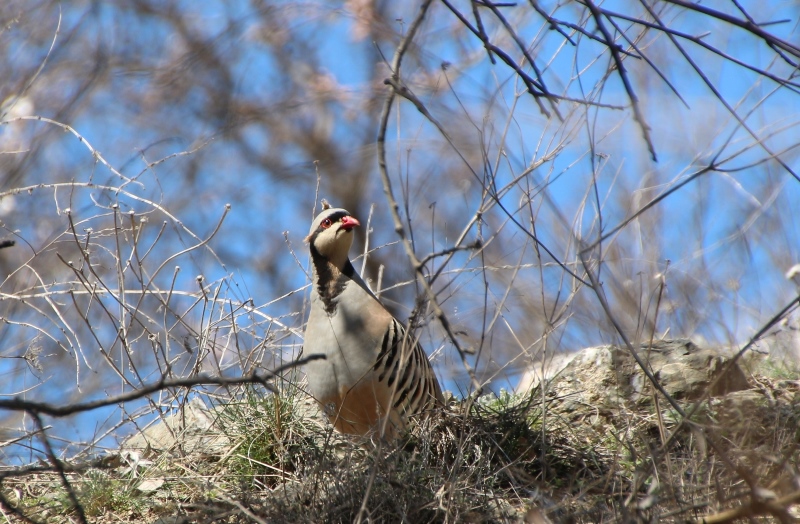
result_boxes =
[518,339,750,416]
[121,397,230,458]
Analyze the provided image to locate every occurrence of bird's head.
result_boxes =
[305,204,360,269]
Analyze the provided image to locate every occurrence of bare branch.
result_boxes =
[0,356,321,418]
[377,0,482,393]
[581,0,657,161]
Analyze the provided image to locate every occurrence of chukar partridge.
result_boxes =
[302,203,444,438]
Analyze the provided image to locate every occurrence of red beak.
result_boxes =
[340,215,360,231]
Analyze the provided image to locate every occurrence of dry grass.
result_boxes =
[2,363,798,523]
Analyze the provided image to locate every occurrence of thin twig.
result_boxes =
[377,0,482,394]
[696,488,800,523]
[31,413,87,524]
[637,1,800,183]
[581,0,657,161]
[662,0,800,62]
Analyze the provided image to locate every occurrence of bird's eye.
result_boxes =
[321,218,333,229]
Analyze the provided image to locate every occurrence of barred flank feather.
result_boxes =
[373,318,443,414]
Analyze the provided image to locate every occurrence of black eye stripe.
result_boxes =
[317,211,349,231]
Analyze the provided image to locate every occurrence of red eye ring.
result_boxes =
[321,218,333,229]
